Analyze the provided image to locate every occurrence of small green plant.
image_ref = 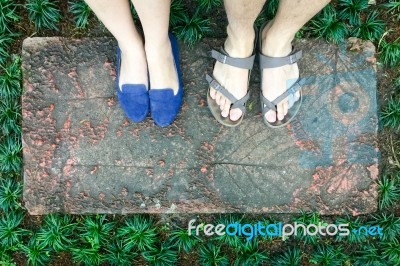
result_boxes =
[271,247,302,266]
[71,246,103,266]
[117,215,158,251]
[383,0,400,21]
[174,11,211,47]
[0,99,21,135]
[213,214,245,248]
[265,0,280,19]
[142,243,179,266]
[335,215,368,243]
[311,4,349,44]
[0,211,26,249]
[354,11,385,41]
[196,0,222,13]
[0,177,22,211]
[379,38,400,67]
[69,0,91,29]
[382,239,400,265]
[370,213,400,242]
[310,244,347,266]
[20,235,51,266]
[104,239,137,266]
[168,226,201,253]
[338,0,369,25]
[0,135,22,173]
[293,211,323,244]
[0,56,22,100]
[0,33,18,66]
[233,239,269,266]
[0,0,20,33]
[377,172,400,209]
[26,0,61,30]
[381,97,400,130]
[77,214,115,249]
[199,242,229,266]
[0,248,15,266]
[36,214,76,252]
[353,243,384,266]
[170,0,186,26]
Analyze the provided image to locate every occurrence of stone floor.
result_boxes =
[22,37,379,215]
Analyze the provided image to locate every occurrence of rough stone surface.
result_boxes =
[22,37,379,215]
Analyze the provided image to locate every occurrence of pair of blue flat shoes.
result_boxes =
[115,33,183,127]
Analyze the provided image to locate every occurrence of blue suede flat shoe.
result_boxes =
[115,47,149,123]
[149,33,183,127]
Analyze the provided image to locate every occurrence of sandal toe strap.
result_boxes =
[206,74,250,113]
[211,49,256,70]
[261,78,307,115]
[259,49,303,69]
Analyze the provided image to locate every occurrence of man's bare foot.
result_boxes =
[209,29,255,121]
[145,37,179,95]
[118,39,149,90]
[261,21,301,123]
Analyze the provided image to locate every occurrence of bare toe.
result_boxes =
[230,108,242,121]
[210,88,217,99]
[265,110,276,123]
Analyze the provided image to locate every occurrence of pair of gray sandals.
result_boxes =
[206,23,306,128]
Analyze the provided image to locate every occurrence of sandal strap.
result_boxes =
[211,49,256,70]
[206,74,249,113]
[260,77,306,115]
[259,49,303,69]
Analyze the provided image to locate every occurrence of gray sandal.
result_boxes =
[206,43,256,127]
[258,23,306,128]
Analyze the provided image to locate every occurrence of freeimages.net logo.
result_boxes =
[188,219,383,241]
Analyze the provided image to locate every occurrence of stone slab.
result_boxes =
[21,37,380,215]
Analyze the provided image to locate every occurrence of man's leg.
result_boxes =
[210,0,266,121]
[84,0,148,89]
[131,0,179,94]
[262,0,331,122]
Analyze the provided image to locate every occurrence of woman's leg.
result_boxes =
[131,0,178,94]
[84,0,148,90]
[261,0,331,122]
[211,0,266,121]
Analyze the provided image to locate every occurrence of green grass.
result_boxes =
[309,244,347,266]
[379,37,400,67]
[142,243,179,266]
[378,172,400,209]
[338,0,369,26]
[383,0,400,21]
[0,211,26,249]
[20,234,52,266]
[174,10,211,47]
[196,0,222,13]
[0,177,22,211]
[116,215,158,251]
[0,135,22,173]
[271,247,302,266]
[0,0,20,33]
[36,214,77,252]
[26,0,61,30]
[69,0,92,29]
[104,239,137,265]
[0,1,399,266]
[381,97,400,130]
[353,10,385,41]
[233,239,269,266]
[311,4,349,44]
[199,242,229,266]
[0,98,21,135]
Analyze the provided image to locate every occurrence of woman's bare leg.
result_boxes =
[84,0,148,89]
[131,0,178,94]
